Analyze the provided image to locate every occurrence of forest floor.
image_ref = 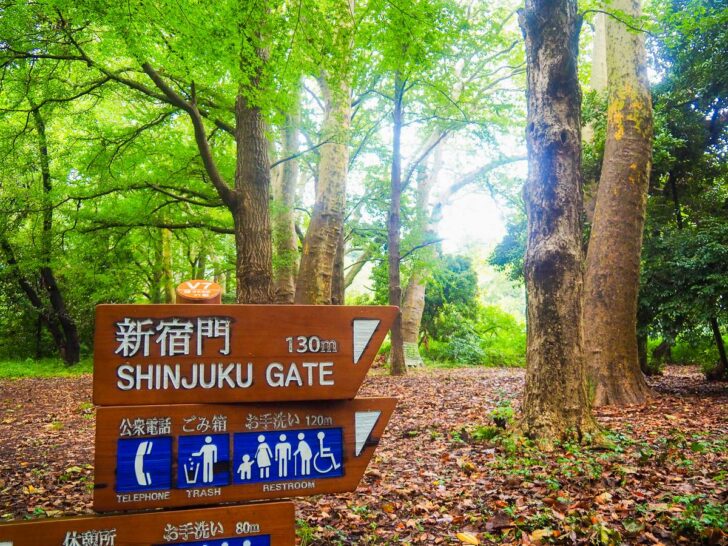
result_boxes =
[0,365,726,545]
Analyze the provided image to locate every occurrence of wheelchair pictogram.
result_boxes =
[313,431,341,474]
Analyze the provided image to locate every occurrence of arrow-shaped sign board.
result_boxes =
[0,502,295,545]
[93,398,396,512]
[93,305,397,406]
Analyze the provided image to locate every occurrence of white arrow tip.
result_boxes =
[355,410,381,456]
[353,319,380,364]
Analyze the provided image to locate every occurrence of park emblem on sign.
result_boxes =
[93,398,396,511]
[93,305,398,405]
[176,280,222,304]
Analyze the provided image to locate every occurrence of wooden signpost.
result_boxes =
[93,398,396,511]
[0,502,295,545]
[1,286,397,546]
[93,304,398,405]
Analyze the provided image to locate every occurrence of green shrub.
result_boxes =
[476,306,526,367]
[671,337,720,367]
[422,305,526,367]
[440,332,486,364]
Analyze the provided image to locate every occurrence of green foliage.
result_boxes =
[581,89,608,185]
[422,254,479,337]
[0,357,93,378]
[636,0,728,375]
[668,495,728,542]
[296,518,315,546]
[670,336,722,367]
[490,398,515,428]
[650,0,728,140]
[477,306,527,366]
[423,302,526,367]
[640,218,728,361]
[470,425,501,442]
[489,213,526,283]
[426,331,486,365]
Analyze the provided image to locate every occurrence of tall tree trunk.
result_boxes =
[637,330,648,374]
[161,228,175,303]
[234,94,274,303]
[707,317,728,381]
[583,0,653,406]
[150,230,164,303]
[590,13,608,92]
[389,72,406,376]
[401,146,443,352]
[272,105,300,304]
[0,237,67,361]
[583,13,608,224]
[331,230,345,305]
[39,267,80,364]
[295,75,350,304]
[193,245,208,279]
[31,105,80,364]
[401,272,427,343]
[344,248,371,289]
[519,1,596,441]
[141,60,273,304]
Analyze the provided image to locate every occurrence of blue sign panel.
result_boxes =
[178,434,230,488]
[116,437,173,492]
[161,536,270,546]
[232,428,343,484]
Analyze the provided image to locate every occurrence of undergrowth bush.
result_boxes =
[647,335,723,377]
[423,305,525,366]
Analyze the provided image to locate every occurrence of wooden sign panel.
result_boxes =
[0,502,295,545]
[93,398,396,512]
[93,304,397,406]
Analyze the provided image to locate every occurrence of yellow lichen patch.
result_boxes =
[630,163,637,170]
[608,83,652,141]
[608,105,625,141]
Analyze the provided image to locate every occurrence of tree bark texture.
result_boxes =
[161,228,175,303]
[295,76,350,304]
[401,146,443,346]
[707,317,728,381]
[1,237,69,363]
[402,273,427,344]
[344,248,370,289]
[519,1,596,440]
[388,73,406,376]
[590,13,608,93]
[583,0,653,406]
[140,60,274,304]
[272,108,300,303]
[234,94,274,303]
[583,13,608,224]
[331,230,346,305]
[31,106,81,364]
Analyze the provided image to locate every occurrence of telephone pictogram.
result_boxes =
[134,440,153,486]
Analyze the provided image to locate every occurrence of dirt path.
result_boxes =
[1,366,726,544]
